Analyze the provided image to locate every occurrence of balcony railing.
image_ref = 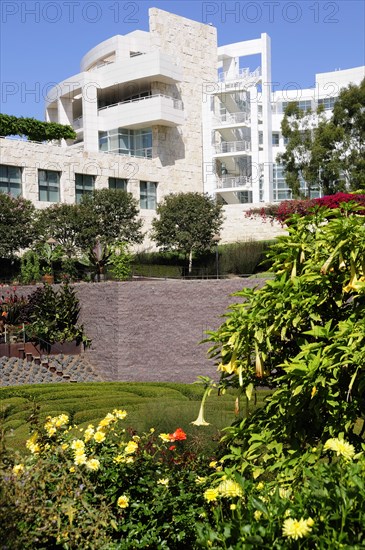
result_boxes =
[98,94,183,112]
[214,112,250,125]
[73,116,83,129]
[218,67,261,83]
[216,175,252,189]
[215,140,251,154]
[101,147,153,159]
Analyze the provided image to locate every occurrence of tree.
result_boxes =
[279,79,365,197]
[0,114,76,142]
[78,189,144,248]
[35,203,84,259]
[207,201,365,473]
[0,193,38,257]
[151,192,224,274]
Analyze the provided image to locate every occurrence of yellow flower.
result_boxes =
[84,427,95,442]
[150,428,155,433]
[209,461,217,468]
[254,510,262,520]
[12,464,24,475]
[86,458,100,471]
[117,495,129,509]
[124,456,134,464]
[69,466,75,473]
[282,517,314,540]
[311,386,317,399]
[230,504,237,511]
[46,426,57,437]
[195,476,207,484]
[61,443,69,450]
[157,478,169,486]
[55,414,69,427]
[204,488,219,502]
[94,431,106,443]
[159,433,170,442]
[71,439,85,452]
[132,435,140,442]
[124,441,138,454]
[279,487,291,499]
[324,437,355,460]
[98,413,116,428]
[114,454,124,464]
[74,453,87,465]
[113,409,127,420]
[217,479,243,498]
[256,482,264,491]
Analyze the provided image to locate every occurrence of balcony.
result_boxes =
[213,67,261,94]
[214,140,251,155]
[213,112,250,128]
[101,147,153,159]
[98,94,184,130]
[216,175,252,189]
[73,116,83,130]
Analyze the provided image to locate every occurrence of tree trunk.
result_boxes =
[188,249,193,275]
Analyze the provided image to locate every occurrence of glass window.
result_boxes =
[108,177,127,191]
[38,169,60,202]
[272,133,279,146]
[318,97,336,110]
[258,131,263,145]
[140,181,157,209]
[75,173,95,204]
[0,165,22,197]
[99,128,152,158]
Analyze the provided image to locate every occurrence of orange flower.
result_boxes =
[1,311,7,317]
[169,445,176,451]
[169,428,186,442]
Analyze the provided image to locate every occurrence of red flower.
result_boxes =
[169,445,176,451]
[169,428,187,442]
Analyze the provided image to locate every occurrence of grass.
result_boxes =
[0,382,271,455]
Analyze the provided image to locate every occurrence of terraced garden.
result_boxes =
[0,382,270,454]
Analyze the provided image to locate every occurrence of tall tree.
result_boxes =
[0,194,38,258]
[79,189,144,248]
[151,192,224,274]
[279,79,365,197]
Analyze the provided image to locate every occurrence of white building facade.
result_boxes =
[1,8,364,245]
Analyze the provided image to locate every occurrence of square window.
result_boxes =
[108,177,127,191]
[38,169,60,202]
[0,165,22,197]
[75,173,95,204]
[140,181,157,209]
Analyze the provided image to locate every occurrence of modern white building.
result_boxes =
[1,8,364,245]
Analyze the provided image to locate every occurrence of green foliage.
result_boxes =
[151,192,224,274]
[20,250,41,284]
[79,189,144,248]
[107,242,132,281]
[279,78,365,196]
[0,194,38,258]
[35,203,83,259]
[0,113,76,142]
[207,202,365,472]
[196,444,365,549]
[23,283,88,346]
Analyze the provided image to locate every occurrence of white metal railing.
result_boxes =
[216,175,252,189]
[98,94,183,112]
[215,140,251,154]
[89,60,114,71]
[214,112,250,125]
[73,116,83,129]
[218,66,261,83]
[101,147,153,159]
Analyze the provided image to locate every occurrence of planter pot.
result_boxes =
[42,274,54,284]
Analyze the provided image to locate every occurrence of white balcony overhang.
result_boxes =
[98,94,184,130]
[213,140,251,158]
[216,176,253,191]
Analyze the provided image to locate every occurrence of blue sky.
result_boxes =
[1,0,364,119]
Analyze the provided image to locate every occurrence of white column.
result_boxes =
[82,82,99,152]
[261,33,273,202]
[249,85,260,203]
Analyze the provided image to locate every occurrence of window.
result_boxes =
[0,165,22,197]
[99,128,152,158]
[140,181,157,209]
[38,169,60,202]
[272,133,279,146]
[318,97,336,110]
[75,174,95,204]
[258,131,263,145]
[108,177,127,191]
[282,100,312,113]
